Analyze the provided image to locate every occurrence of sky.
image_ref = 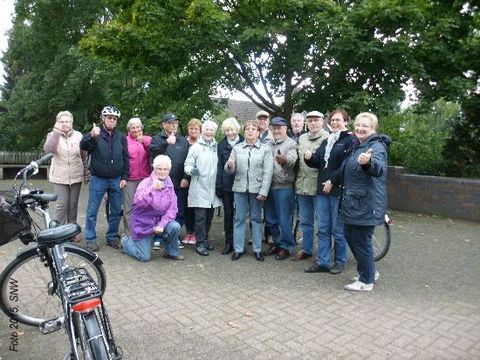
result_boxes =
[0,0,15,86]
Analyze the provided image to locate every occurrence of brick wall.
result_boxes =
[387,166,480,222]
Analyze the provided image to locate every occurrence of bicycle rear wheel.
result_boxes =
[0,245,106,326]
[372,222,391,261]
[76,311,109,359]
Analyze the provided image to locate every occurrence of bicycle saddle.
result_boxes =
[37,223,81,246]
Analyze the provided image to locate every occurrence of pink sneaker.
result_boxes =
[181,234,192,245]
[187,234,197,245]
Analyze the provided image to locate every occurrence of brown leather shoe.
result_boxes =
[275,249,290,260]
[291,251,312,261]
[264,245,280,256]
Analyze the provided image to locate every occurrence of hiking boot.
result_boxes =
[85,241,99,252]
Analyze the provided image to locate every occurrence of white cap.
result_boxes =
[306,111,324,118]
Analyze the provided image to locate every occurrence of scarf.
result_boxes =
[227,135,239,148]
[324,131,341,169]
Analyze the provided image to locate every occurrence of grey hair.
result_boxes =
[56,111,74,123]
[202,120,218,133]
[127,117,143,131]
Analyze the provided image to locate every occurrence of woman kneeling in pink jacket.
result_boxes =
[122,155,184,261]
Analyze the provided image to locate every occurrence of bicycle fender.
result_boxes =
[12,244,103,266]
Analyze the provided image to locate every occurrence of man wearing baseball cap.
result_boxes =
[264,117,298,260]
[149,113,190,233]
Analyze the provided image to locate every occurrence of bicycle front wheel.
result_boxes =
[0,245,106,326]
[372,222,391,261]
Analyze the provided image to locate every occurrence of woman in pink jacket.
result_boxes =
[122,155,183,261]
[123,118,152,236]
[43,111,89,241]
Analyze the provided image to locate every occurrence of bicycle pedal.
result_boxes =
[40,317,64,334]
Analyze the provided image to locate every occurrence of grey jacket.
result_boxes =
[225,140,273,197]
[271,136,298,189]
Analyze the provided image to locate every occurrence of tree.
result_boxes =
[0,0,108,150]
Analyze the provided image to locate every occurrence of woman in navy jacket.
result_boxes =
[339,112,391,291]
[216,118,243,255]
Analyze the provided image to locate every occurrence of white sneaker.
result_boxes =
[152,241,161,250]
[344,280,374,291]
[353,270,380,282]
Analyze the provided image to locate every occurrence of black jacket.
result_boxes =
[338,134,391,226]
[149,131,189,188]
[305,131,356,196]
[80,128,129,180]
[216,135,244,192]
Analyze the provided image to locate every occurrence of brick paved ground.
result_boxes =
[0,180,479,359]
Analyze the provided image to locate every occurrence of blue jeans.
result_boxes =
[316,194,347,267]
[233,192,263,253]
[265,188,295,252]
[297,194,319,256]
[122,221,181,262]
[344,224,376,284]
[85,176,122,244]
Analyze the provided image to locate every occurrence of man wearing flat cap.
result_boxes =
[264,117,298,260]
[149,113,190,231]
[255,110,274,146]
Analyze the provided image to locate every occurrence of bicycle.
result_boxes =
[0,154,122,359]
[372,213,392,261]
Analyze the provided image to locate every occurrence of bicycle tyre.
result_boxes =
[79,311,109,359]
[372,222,391,261]
[0,244,106,326]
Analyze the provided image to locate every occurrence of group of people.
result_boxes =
[44,105,390,291]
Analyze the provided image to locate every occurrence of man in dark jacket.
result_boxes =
[80,105,129,251]
[149,113,190,230]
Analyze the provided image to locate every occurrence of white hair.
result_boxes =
[127,117,143,130]
[56,111,73,123]
[221,117,241,133]
[152,155,172,169]
[202,120,218,133]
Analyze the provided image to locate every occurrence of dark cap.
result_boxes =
[163,113,178,123]
[271,117,287,126]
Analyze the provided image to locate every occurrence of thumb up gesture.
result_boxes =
[91,123,100,138]
[358,148,373,165]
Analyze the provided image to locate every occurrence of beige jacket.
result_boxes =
[44,129,87,185]
[295,130,329,196]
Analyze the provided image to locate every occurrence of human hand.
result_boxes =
[304,147,313,160]
[358,148,373,165]
[91,123,100,138]
[190,167,200,176]
[152,179,164,190]
[256,194,266,201]
[215,188,223,199]
[275,154,288,167]
[119,180,127,189]
[167,132,176,145]
[153,226,164,234]
[179,178,189,188]
[322,180,332,194]
[226,157,235,168]
[136,134,144,143]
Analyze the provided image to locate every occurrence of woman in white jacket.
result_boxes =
[184,120,222,256]
[43,111,89,241]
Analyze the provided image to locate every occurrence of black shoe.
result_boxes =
[231,252,243,261]
[305,263,330,273]
[254,252,264,262]
[205,241,214,251]
[195,244,209,256]
[221,244,233,255]
[330,263,345,274]
[274,249,290,260]
[264,245,280,256]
